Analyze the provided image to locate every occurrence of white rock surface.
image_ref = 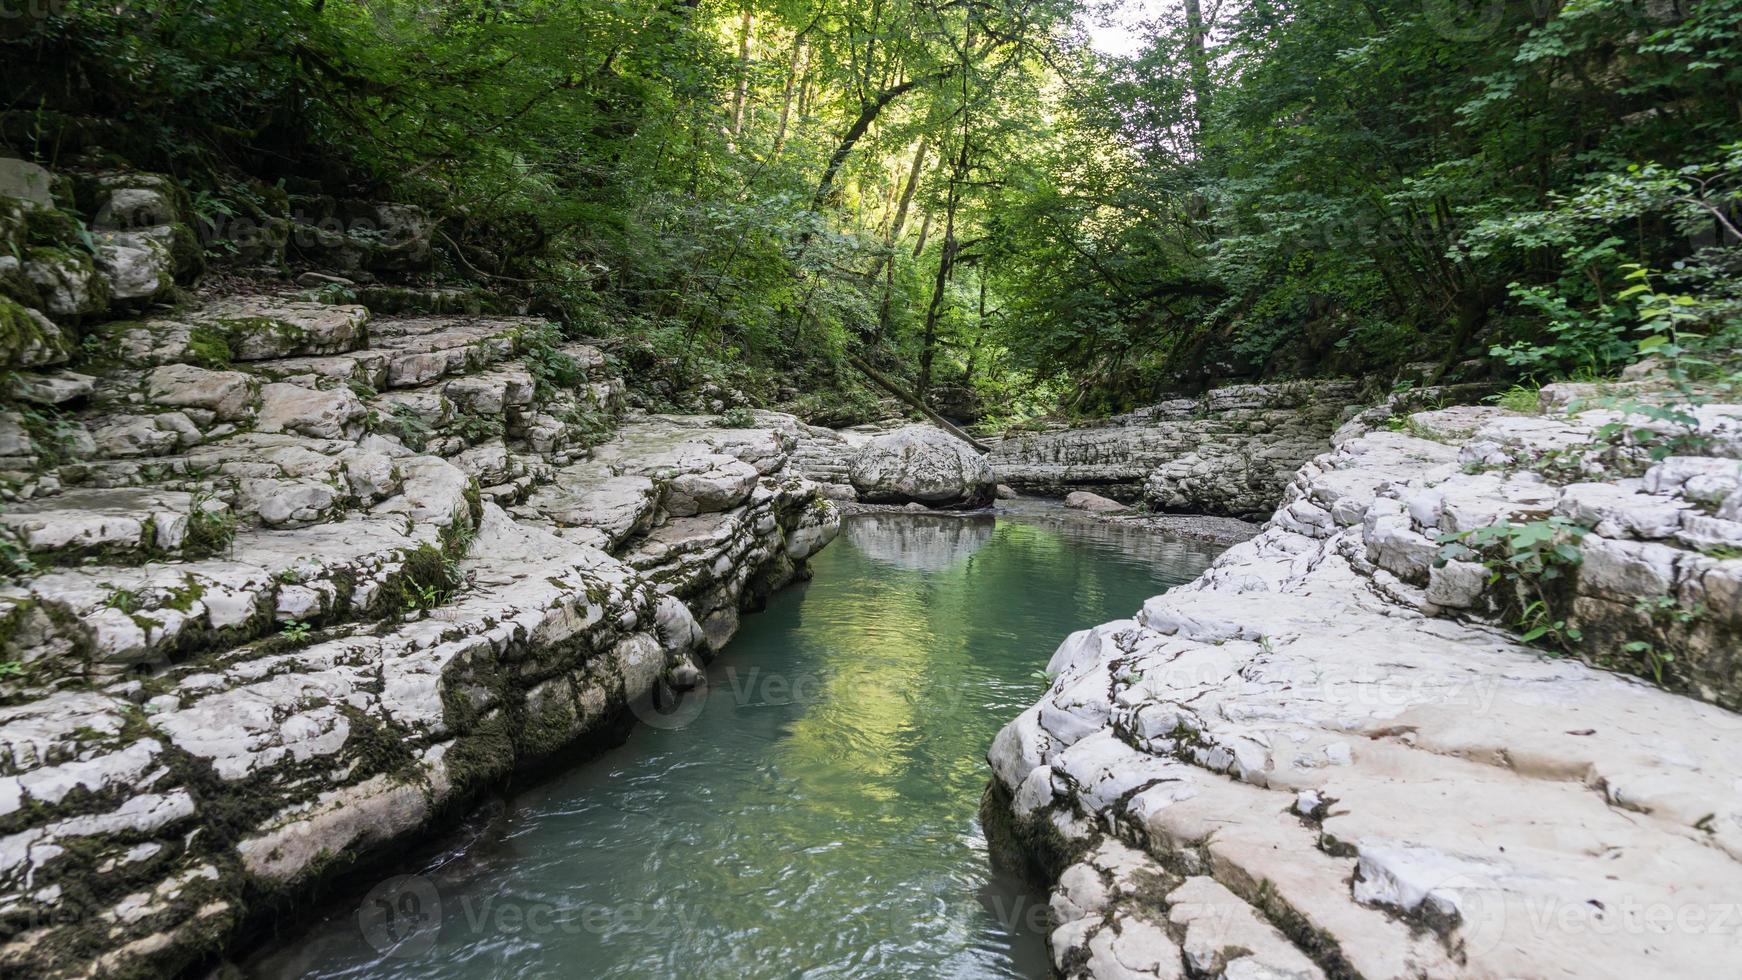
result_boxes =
[991,399,1742,980]
[0,289,845,978]
[848,424,995,507]
[1064,490,1130,513]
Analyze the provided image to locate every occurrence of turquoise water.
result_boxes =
[249,510,1219,979]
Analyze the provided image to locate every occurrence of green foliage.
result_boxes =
[716,407,757,428]
[1621,596,1705,685]
[989,0,1742,399]
[9,0,1742,412]
[515,322,585,404]
[375,404,434,452]
[1491,385,1541,415]
[280,621,313,645]
[451,412,504,444]
[0,533,35,580]
[1486,283,1636,381]
[1437,517,1589,649]
[185,328,234,370]
[184,495,237,557]
[14,406,82,471]
[398,543,464,614]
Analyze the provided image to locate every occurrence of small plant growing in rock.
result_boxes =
[1615,595,1706,687]
[401,580,444,612]
[16,406,83,471]
[0,660,25,679]
[378,404,435,452]
[1490,384,1541,414]
[0,531,35,580]
[280,621,313,644]
[557,405,614,448]
[1437,517,1588,649]
[451,411,503,443]
[717,406,757,428]
[185,492,236,556]
[1623,641,1676,685]
[516,322,585,403]
[397,543,465,613]
[186,327,234,369]
[302,282,357,305]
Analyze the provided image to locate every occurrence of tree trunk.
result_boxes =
[875,254,898,344]
[911,209,933,257]
[919,134,970,396]
[729,7,754,137]
[848,356,991,452]
[964,273,986,384]
[809,69,952,210]
[888,138,928,243]
[771,35,807,159]
[1182,0,1211,132]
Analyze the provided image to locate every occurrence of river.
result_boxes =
[249,509,1220,979]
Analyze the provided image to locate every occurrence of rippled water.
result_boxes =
[250,510,1220,980]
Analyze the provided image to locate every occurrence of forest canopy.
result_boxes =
[4,0,1739,420]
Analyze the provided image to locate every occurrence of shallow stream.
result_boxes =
[250,509,1220,979]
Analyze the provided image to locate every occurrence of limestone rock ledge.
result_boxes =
[0,310,840,974]
[989,401,1742,979]
[986,381,1369,517]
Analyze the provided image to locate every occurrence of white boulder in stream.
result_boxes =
[988,395,1742,979]
[848,424,995,508]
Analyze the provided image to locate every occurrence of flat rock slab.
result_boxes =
[515,461,661,550]
[102,297,371,366]
[366,315,527,387]
[0,487,214,560]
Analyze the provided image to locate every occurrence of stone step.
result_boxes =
[0,511,462,685]
[57,431,472,530]
[511,416,797,553]
[0,488,230,566]
[513,460,661,551]
[367,315,529,388]
[245,315,529,391]
[97,296,370,367]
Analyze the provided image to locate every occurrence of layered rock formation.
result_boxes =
[987,381,1367,517]
[989,391,1742,978]
[0,160,842,977]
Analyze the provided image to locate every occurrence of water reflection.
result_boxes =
[845,513,995,571]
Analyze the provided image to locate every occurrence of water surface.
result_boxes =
[251,510,1219,979]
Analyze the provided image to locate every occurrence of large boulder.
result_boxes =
[1065,490,1130,513]
[847,424,995,507]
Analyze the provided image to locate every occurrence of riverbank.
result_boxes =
[986,384,1742,978]
[0,186,844,976]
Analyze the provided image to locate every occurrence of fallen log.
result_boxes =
[847,355,992,453]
